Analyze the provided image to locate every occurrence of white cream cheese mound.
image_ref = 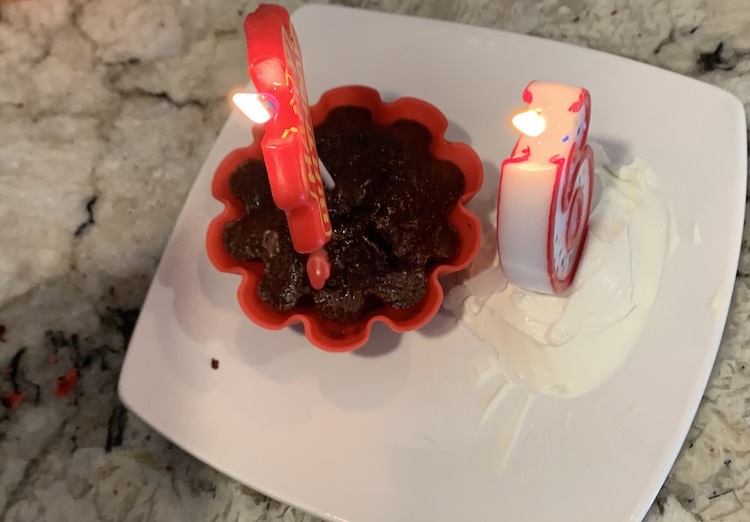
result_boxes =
[444,151,672,397]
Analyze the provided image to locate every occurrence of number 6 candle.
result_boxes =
[497,81,594,294]
[233,4,333,289]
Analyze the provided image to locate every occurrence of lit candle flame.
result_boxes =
[512,109,546,137]
[232,92,278,124]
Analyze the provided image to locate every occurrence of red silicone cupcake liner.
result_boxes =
[206,85,483,352]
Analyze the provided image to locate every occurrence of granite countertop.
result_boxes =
[0,0,748,520]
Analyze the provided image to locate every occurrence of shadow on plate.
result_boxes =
[230,316,412,411]
[352,323,403,357]
[417,308,460,340]
[156,228,231,344]
[445,119,472,145]
[590,135,634,166]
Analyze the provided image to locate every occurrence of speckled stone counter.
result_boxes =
[0,0,748,520]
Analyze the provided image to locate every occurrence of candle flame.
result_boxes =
[232,92,278,124]
[512,109,546,137]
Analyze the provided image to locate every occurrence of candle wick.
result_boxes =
[319,159,336,190]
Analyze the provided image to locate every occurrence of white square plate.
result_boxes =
[119,5,747,521]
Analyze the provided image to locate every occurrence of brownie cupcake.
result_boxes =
[207,86,482,351]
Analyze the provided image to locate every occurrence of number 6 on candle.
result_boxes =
[497,81,595,294]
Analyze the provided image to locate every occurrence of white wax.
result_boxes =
[444,154,672,397]
[497,163,555,288]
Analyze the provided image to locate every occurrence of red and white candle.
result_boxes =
[497,81,594,294]
[233,4,332,289]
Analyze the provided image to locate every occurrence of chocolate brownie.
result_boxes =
[223,106,464,322]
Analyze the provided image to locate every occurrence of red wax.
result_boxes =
[305,248,331,290]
